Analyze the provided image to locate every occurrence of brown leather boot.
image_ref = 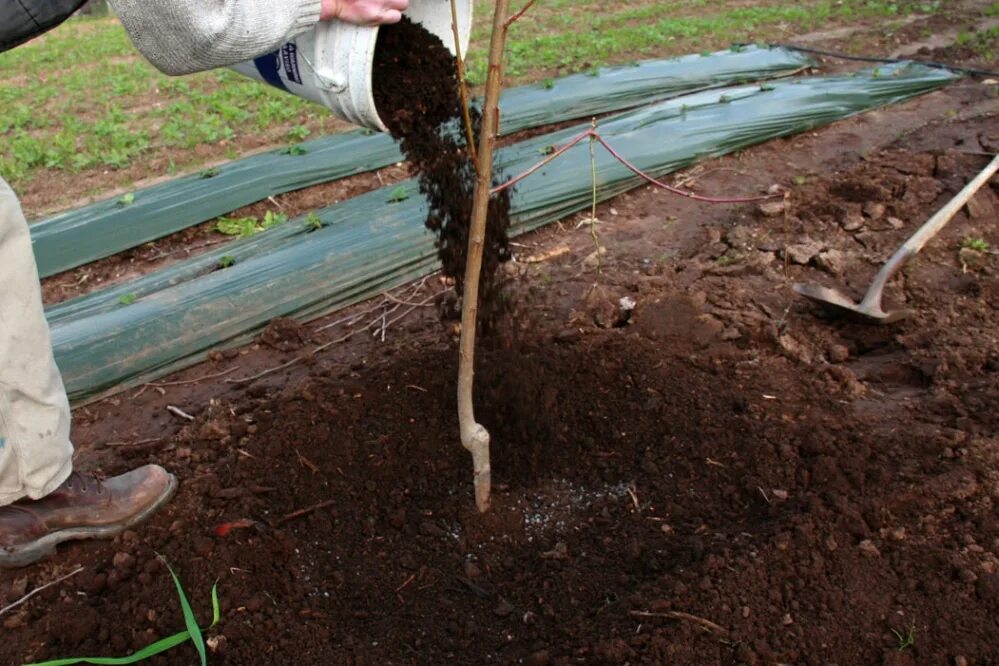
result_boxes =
[0,465,176,568]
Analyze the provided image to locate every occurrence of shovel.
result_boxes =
[793,154,999,324]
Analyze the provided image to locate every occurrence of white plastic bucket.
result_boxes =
[230,0,473,132]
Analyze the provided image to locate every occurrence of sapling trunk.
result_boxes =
[457,0,512,513]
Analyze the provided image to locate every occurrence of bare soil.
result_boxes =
[3,15,999,666]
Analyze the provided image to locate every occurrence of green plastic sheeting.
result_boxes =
[50,64,957,402]
[30,46,810,278]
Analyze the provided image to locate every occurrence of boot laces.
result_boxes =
[64,471,106,496]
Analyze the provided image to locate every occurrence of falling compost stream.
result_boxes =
[372,17,512,321]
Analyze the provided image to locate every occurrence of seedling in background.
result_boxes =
[25,557,219,666]
[890,621,916,651]
[386,186,410,203]
[287,125,310,141]
[304,212,324,231]
[962,236,990,252]
[216,211,288,238]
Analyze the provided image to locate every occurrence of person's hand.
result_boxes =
[320,0,409,25]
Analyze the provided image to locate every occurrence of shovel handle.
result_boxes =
[862,154,999,308]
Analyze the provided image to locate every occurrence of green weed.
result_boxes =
[216,211,288,238]
[25,558,220,666]
[387,186,410,203]
[962,236,990,252]
[304,212,325,231]
[890,621,916,651]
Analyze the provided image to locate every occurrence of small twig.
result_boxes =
[406,384,428,393]
[382,291,438,308]
[166,405,196,421]
[0,567,84,617]
[276,499,337,526]
[504,0,537,26]
[629,610,729,637]
[105,437,163,448]
[521,246,570,264]
[227,355,305,386]
[296,449,321,474]
[395,574,416,593]
[132,367,240,398]
[626,483,640,511]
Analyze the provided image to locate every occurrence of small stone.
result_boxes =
[113,552,136,570]
[541,542,569,561]
[858,539,881,558]
[889,527,906,541]
[493,599,515,617]
[758,200,787,217]
[720,327,742,342]
[958,568,978,584]
[841,211,865,231]
[826,536,838,552]
[863,201,886,220]
[742,606,751,618]
[725,225,754,249]
[9,577,27,598]
[207,635,228,654]
[771,489,789,501]
[815,249,848,276]
[828,344,850,364]
[887,216,905,230]
[4,613,26,629]
[528,650,552,666]
[954,656,969,666]
[786,240,822,265]
[463,561,482,579]
[782,613,794,626]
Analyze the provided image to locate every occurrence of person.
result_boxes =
[0,0,408,568]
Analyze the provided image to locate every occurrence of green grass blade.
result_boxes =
[24,565,221,666]
[209,582,220,625]
[24,630,192,665]
[162,560,207,666]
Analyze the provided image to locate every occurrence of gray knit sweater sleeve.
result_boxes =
[109,0,322,75]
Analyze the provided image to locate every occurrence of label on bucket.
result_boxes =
[252,44,303,91]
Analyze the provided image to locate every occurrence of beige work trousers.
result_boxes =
[0,177,73,506]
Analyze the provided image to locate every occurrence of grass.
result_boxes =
[215,210,289,238]
[955,24,999,61]
[25,558,219,666]
[0,0,942,201]
[962,236,991,252]
[890,621,916,651]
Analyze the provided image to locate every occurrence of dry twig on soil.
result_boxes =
[276,499,337,525]
[0,567,84,617]
[629,610,730,637]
